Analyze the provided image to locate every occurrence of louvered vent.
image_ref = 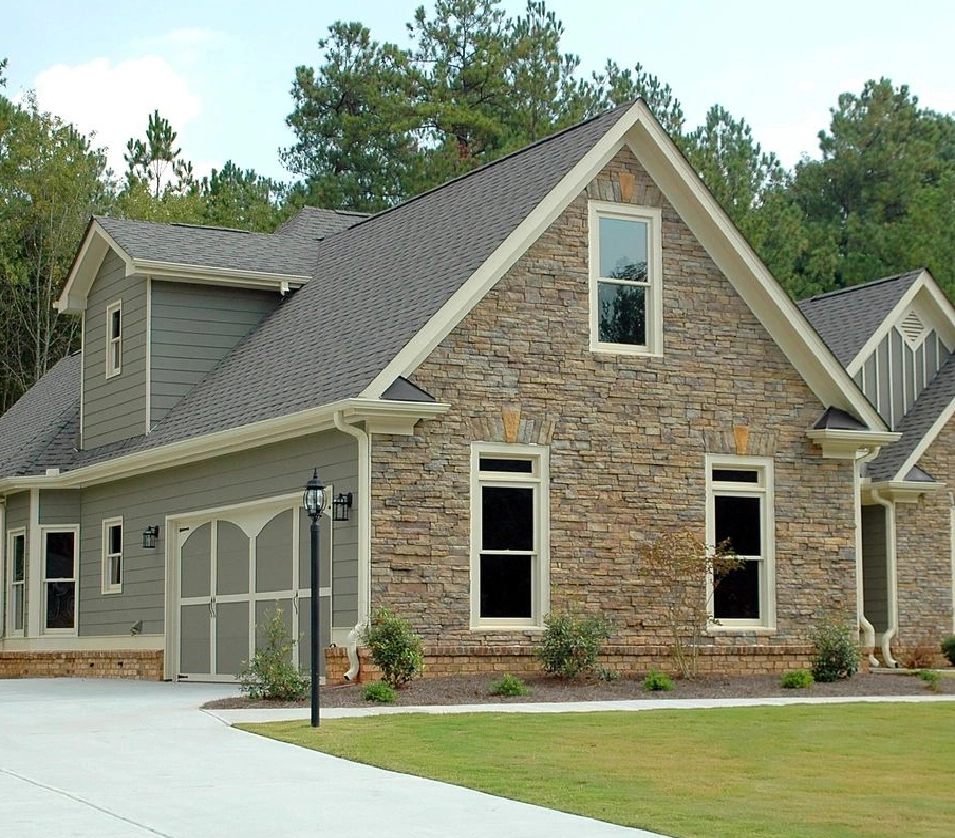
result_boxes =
[899,310,926,346]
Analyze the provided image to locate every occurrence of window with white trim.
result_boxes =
[102,517,123,594]
[43,528,77,633]
[6,530,25,635]
[589,201,663,355]
[106,300,122,377]
[471,444,549,627]
[706,457,775,628]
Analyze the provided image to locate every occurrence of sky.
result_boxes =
[3,0,954,184]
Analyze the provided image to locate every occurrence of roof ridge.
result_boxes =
[346,102,634,232]
[96,215,264,237]
[800,269,924,304]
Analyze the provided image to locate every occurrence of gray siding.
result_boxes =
[77,431,358,637]
[83,252,147,448]
[861,504,889,633]
[38,490,81,525]
[4,492,31,631]
[149,282,280,427]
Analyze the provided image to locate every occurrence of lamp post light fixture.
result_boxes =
[303,469,327,728]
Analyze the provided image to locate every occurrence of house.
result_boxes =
[800,270,955,665]
[0,100,949,682]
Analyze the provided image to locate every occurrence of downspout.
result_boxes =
[333,410,371,681]
[854,450,881,668]
[0,498,5,642]
[868,486,899,668]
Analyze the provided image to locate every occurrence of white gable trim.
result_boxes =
[893,393,955,483]
[56,220,308,314]
[845,270,955,377]
[362,101,885,431]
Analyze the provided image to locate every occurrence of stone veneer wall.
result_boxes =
[896,419,955,658]
[368,146,858,673]
[0,650,164,680]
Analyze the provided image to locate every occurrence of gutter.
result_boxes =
[0,398,449,493]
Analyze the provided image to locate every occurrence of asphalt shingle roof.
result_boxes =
[0,105,633,477]
[0,353,80,476]
[798,271,922,367]
[867,350,955,482]
[275,207,367,240]
[96,216,319,277]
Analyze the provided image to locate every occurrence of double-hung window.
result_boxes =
[6,530,25,635]
[106,300,122,377]
[43,528,77,633]
[589,201,662,355]
[102,517,123,594]
[706,456,775,629]
[471,444,549,628]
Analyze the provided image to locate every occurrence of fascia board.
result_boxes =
[0,399,449,493]
[626,116,887,432]
[134,260,309,290]
[845,270,955,376]
[892,391,955,482]
[863,479,946,504]
[56,222,133,313]
[359,100,647,400]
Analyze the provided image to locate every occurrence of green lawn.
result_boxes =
[240,703,955,838]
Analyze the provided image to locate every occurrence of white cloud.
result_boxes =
[142,27,229,66]
[31,56,202,176]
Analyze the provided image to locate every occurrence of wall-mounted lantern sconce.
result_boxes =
[142,525,160,549]
[332,492,353,522]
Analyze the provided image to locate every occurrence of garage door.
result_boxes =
[176,498,332,681]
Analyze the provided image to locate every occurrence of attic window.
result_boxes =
[106,300,122,377]
[899,310,928,347]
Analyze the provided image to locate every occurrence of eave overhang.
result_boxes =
[806,428,901,460]
[56,221,309,314]
[0,398,449,493]
[862,480,945,504]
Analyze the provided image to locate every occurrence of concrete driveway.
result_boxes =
[0,678,664,838]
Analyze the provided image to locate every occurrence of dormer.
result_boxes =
[57,217,317,450]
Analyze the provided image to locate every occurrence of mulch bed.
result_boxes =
[203,669,955,710]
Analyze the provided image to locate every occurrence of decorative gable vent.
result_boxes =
[899,309,927,347]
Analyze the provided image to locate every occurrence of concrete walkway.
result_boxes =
[0,678,665,838]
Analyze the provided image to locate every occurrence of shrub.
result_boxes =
[781,669,814,689]
[361,680,397,703]
[536,611,612,679]
[810,622,861,682]
[643,669,675,692]
[897,638,937,670]
[237,606,309,700]
[362,608,425,688]
[488,674,529,697]
[941,636,955,666]
[597,667,620,682]
[917,669,941,692]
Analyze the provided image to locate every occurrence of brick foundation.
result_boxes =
[0,650,164,680]
[324,643,824,685]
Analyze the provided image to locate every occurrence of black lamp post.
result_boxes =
[303,469,327,727]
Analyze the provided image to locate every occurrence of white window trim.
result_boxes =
[470,442,550,630]
[588,200,663,357]
[705,454,776,631]
[6,528,26,637]
[40,525,79,637]
[106,299,122,378]
[102,516,123,595]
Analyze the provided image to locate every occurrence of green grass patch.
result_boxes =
[240,703,955,837]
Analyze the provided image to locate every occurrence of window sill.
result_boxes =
[470,623,544,633]
[589,344,662,359]
[706,625,777,637]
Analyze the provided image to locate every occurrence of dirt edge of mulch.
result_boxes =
[203,669,955,710]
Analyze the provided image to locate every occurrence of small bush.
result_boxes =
[941,636,955,666]
[643,669,675,692]
[781,669,814,689]
[917,669,941,692]
[361,680,398,703]
[536,611,612,679]
[237,606,309,700]
[362,608,425,688]
[897,638,937,670]
[488,674,529,697]
[810,622,861,682]
[597,667,620,682]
